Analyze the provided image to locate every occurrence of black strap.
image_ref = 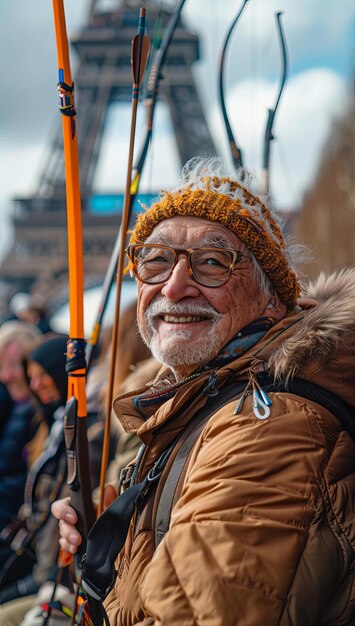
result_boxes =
[154,418,209,548]
[267,377,355,440]
[154,376,355,548]
[81,437,179,602]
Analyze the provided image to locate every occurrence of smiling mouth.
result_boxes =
[159,315,210,323]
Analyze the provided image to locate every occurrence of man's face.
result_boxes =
[137,216,272,379]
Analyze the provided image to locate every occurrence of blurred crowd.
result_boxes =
[0,291,159,626]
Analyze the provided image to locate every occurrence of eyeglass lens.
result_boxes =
[134,245,234,286]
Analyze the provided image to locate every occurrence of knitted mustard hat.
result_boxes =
[128,176,300,308]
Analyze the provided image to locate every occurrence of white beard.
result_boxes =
[149,325,222,369]
[139,297,223,370]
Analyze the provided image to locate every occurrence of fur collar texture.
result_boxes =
[268,268,355,382]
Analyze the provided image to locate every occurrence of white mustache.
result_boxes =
[146,297,222,322]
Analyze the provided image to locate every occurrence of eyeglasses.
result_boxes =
[126,243,244,288]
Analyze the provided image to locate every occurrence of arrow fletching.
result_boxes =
[132,33,150,87]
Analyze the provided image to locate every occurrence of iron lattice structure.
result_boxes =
[1,0,216,309]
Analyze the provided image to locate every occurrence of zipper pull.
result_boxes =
[234,379,252,415]
[204,371,219,397]
[254,376,272,407]
[234,394,246,415]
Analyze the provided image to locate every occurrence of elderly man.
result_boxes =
[53,158,355,626]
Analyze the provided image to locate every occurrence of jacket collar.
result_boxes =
[114,267,355,443]
[113,309,304,444]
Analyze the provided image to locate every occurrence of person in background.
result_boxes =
[0,334,70,604]
[0,332,107,606]
[8,292,52,334]
[0,321,43,535]
[27,334,68,427]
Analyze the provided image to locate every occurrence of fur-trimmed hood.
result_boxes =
[267,268,355,407]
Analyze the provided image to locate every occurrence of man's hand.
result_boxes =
[52,487,118,554]
[51,496,82,554]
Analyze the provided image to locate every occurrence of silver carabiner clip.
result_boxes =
[253,393,271,420]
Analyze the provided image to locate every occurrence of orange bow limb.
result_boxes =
[52,0,84,341]
[52,0,95,554]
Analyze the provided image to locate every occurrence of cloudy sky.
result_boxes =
[0,0,353,262]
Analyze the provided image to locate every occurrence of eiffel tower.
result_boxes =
[0,0,216,311]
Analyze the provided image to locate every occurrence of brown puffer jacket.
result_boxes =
[105,270,355,626]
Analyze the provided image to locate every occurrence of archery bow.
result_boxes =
[262,11,288,195]
[97,7,150,516]
[86,0,187,368]
[52,0,96,550]
[218,0,250,170]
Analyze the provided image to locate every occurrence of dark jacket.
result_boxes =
[0,392,39,530]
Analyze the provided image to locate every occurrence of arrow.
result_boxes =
[97,6,150,516]
[86,0,187,368]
